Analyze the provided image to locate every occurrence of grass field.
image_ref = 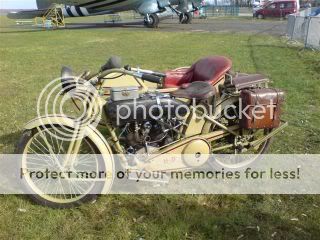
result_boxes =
[0,16,320,239]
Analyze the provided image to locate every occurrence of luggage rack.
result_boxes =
[222,73,270,93]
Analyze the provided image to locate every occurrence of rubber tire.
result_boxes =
[210,137,273,170]
[180,12,192,24]
[200,97,273,169]
[257,14,264,19]
[15,129,103,209]
[145,13,159,28]
[209,129,273,170]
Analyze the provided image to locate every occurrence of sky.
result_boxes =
[0,0,37,9]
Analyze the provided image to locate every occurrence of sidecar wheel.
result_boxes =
[15,128,108,208]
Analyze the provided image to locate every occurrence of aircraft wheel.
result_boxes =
[179,12,192,24]
[145,13,159,28]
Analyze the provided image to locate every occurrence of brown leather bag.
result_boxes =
[240,88,285,129]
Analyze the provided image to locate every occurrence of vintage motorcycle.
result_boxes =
[16,56,287,207]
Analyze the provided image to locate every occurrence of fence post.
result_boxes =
[288,15,296,41]
[304,17,311,48]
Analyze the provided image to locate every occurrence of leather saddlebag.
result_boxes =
[240,88,285,129]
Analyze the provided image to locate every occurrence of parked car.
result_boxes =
[252,0,272,15]
[254,0,297,19]
[310,7,320,16]
[252,0,267,7]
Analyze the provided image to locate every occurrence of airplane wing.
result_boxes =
[7,9,48,19]
[7,7,114,19]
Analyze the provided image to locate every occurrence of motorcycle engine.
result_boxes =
[119,119,181,154]
[105,89,188,154]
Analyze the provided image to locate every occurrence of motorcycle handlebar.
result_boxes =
[88,68,164,85]
[141,74,162,84]
[125,65,166,78]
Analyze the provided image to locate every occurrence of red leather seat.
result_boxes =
[163,56,232,88]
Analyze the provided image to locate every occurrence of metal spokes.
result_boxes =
[22,127,100,203]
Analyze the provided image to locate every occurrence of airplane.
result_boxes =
[7,0,228,28]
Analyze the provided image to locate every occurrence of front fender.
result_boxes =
[24,115,113,155]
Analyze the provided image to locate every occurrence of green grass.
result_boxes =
[0,16,320,239]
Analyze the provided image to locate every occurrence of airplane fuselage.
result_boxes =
[8,0,224,27]
[35,0,181,16]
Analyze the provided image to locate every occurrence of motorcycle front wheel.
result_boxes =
[15,126,110,208]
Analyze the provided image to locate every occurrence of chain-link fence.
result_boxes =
[200,5,240,17]
[133,5,241,19]
[287,14,320,50]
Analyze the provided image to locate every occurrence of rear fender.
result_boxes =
[232,74,269,90]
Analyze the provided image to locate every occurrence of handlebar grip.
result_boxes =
[152,72,166,78]
[141,74,162,84]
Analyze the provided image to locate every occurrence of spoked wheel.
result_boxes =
[212,128,272,154]
[201,100,273,169]
[144,13,159,28]
[211,128,273,169]
[179,12,192,24]
[16,126,110,208]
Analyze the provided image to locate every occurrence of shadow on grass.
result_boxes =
[101,195,320,239]
[247,34,319,76]
[0,29,44,34]
[1,194,319,239]
[0,131,22,153]
[246,22,292,73]
[0,21,146,34]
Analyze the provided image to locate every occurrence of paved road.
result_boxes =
[2,18,287,36]
[158,18,287,36]
[65,18,287,36]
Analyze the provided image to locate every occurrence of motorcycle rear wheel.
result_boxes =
[201,100,273,168]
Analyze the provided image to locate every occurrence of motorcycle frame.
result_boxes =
[85,69,241,152]
[80,69,278,150]
[24,68,287,172]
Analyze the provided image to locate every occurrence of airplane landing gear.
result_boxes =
[179,12,192,24]
[168,5,193,25]
[144,13,159,28]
